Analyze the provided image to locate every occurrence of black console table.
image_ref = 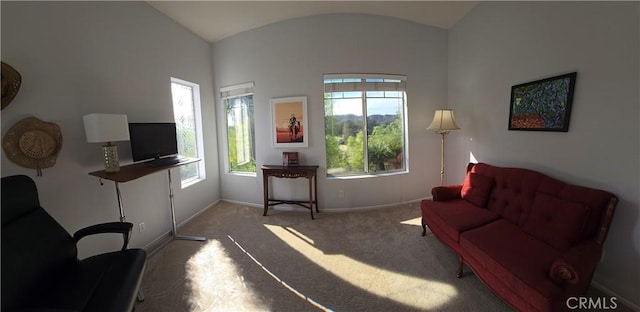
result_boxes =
[89,158,205,242]
[261,165,319,220]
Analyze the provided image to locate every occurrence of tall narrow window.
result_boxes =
[171,77,205,186]
[222,82,255,173]
[324,74,407,176]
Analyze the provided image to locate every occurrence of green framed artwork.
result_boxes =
[508,72,577,132]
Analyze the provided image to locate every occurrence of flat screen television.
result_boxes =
[129,123,178,162]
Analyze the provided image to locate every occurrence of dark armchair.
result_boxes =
[1,175,147,312]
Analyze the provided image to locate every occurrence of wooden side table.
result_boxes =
[261,165,319,219]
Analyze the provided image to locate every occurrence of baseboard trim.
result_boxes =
[591,281,640,311]
[221,198,262,209]
[143,199,220,256]
[220,197,429,213]
[320,199,425,212]
[179,199,220,227]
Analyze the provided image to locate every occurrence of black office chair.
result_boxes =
[1,175,147,312]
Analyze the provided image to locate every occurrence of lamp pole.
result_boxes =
[438,130,449,185]
[427,109,460,186]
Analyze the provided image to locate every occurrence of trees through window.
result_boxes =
[324,74,407,176]
[222,82,256,173]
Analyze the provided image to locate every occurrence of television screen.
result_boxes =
[129,123,179,162]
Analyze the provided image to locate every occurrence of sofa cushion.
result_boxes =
[471,163,545,226]
[461,172,494,208]
[421,199,499,243]
[460,220,563,310]
[537,181,616,242]
[432,185,463,201]
[522,193,590,251]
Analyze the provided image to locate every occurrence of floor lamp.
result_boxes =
[427,109,460,185]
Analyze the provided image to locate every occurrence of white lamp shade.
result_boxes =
[427,109,460,131]
[83,113,130,143]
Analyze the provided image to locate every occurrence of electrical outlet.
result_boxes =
[138,222,145,232]
[339,190,345,198]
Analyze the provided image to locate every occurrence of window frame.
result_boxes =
[221,82,256,175]
[170,77,206,188]
[323,74,408,178]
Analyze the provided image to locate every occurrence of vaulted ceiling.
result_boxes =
[147,1,479,43]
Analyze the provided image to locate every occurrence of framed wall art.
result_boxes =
[271,96,308,147]
[508,72,577,132]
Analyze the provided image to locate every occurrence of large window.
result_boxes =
[324,74,407,176]
[171,77,205,187]
[222,82,256,173]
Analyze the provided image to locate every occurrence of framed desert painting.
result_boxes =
[271,96,308,147]
[508,72,577,132]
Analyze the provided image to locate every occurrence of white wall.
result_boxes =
[212,14,448,210]
[1,2,220,257]
[448,2,639,307]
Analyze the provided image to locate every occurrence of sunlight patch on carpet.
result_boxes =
[185,240,267,311]
[400,217,423,226]
[228,235,333,312]
[264,224,458,310]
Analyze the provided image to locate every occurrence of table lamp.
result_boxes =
[83,113,130,173]
[427,109,460,185]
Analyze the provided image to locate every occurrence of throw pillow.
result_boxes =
[522,193,590,251]
[461,172,494,208]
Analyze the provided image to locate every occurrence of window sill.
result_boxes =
[326,170,408,180]
[181,177,205,189]
[227,171,257,178]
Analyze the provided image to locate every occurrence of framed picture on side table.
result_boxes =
[282,152,299,166]
[271,96,308,147]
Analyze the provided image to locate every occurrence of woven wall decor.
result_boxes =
[3,117,63,176]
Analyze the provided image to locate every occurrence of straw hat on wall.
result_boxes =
[1,62,22,110]
[3,117,63,176]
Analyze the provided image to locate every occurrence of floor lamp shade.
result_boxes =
[83,114,130,173]
[427,109,460,185]
[427,109,460,133]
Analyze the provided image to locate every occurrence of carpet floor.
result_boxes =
[133,201,622,312]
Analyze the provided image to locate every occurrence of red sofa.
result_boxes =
[420,163,617,312]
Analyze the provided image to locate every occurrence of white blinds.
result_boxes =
[220,81,254,99]
[323,74,406,93]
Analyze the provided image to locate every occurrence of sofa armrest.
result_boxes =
[549,241,602,290]
[74,222,133,251]
[432,185,463,201]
